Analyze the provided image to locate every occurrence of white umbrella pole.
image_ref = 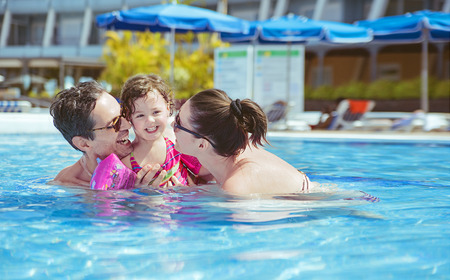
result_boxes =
[286,43,291,102]
[285,42,291,126]
[369,46,379,82]
[170,27,175,84]
[169,0,177,85]
[317,50,324,86]
[421,31,429,113]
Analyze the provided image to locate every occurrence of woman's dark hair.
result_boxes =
[50,80,105,151]
[121,74,174,120]
[189,89,268,157]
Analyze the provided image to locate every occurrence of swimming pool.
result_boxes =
[1,133,449,279]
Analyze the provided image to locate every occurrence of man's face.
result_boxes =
[88,92,133,160]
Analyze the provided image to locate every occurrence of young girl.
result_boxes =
[120,74,208,187]
[173,88,311,194]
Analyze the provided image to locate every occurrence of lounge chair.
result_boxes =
[265,100,288,123]
[265,100,312,131]
[328,99,375,130]
[0,100,32,112]
[391,111,449,132]
[265,100,298,130]
[391,110,425,132]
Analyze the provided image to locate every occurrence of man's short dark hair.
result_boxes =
[50,80,105,151]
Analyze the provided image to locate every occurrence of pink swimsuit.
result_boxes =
[90,138,202,190]
[130,137,202,186]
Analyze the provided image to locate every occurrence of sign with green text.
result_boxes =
[214,46,253,100]
[214,45,305,113]
[253,45,304,112]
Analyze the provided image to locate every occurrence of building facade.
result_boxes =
[0,0,449,94]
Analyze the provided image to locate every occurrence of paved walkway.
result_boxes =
[268,130,450,144]
[2,110,449,144]
[1,109,58,134]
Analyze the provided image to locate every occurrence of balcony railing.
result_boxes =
[0,45,103,58]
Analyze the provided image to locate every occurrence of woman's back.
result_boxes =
[223,147,307,194]
[175,88,311,195]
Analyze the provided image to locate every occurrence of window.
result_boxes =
[89,15,106,45]
[55,13,83,45]
[378,63,401,81]
[8,14,45,46]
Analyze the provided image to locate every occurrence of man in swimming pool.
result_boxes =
[49,80,166,187]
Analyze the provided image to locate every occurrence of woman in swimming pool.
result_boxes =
[173,89,311,195]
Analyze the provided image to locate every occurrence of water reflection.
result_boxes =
[69,183,382,234]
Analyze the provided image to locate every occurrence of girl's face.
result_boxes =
[130,90,170,142]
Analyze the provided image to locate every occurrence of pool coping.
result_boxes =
[268,130,450,144]
[2,111,450,144]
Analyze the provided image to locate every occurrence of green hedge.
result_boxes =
[306,77,450,100]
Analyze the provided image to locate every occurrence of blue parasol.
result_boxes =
[96,3,249,82]
[220,14,372,113]
[356,10,450,42]
[221,14,372,44]
[356,10,450,112]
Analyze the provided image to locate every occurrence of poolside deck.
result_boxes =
[1,109,449,144]
[268,130,450,144]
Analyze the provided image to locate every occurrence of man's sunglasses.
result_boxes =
[90,115,122,133]
[174,113,216,149]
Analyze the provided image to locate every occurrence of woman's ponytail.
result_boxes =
[189,89,268,157]
[239,99,268,148]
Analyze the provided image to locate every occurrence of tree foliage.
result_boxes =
[99,30,229,99]
[99,31,169,96]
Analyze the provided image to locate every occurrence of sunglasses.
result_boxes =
[174,113,216,149]
[90,115,122,133]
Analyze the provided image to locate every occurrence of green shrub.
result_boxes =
[310,85,335,100]
[428,76,438,99]
[306,76,447,100]
[28,90,38,98]
[38,91,51,99]
[304,85,314,99]
[53,88,61,97]
[365,79,396,99]
[431,79,450,99]
[334,82,367,99]
[392,78,421,99]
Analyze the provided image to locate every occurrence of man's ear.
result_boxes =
[72,136,91,153]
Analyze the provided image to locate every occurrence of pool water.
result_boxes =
[1,134,449,279]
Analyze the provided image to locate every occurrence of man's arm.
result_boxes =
[49,160,90,187]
